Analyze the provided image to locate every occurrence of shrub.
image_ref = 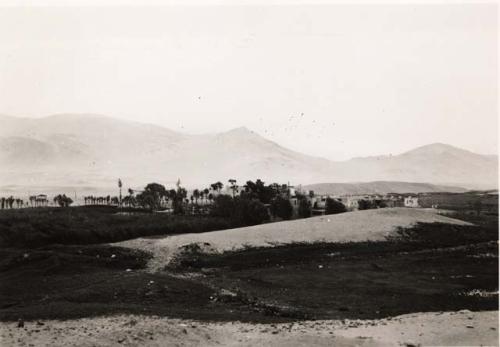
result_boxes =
[270,196,293,220]
[233,197,269,226]
[210,195,236,218]
[0,207,236,248]
[358,199,375,210]
[298,198,312,218]
[325,198,347,215]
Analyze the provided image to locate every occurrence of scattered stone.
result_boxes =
[126,268,132,272]
[111,254,116,258]
[182,328,188,334]
[466,325,474,329]
[36,321,45,326]
[17,319,24,328]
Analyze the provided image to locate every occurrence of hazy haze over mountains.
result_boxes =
[0,114,497,193]
[302,182,468,196]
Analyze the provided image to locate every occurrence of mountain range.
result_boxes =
[302,182,468,196]
[0,114,497,193]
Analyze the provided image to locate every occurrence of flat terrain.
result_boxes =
[1,311,498,347]
[0,208,498,346]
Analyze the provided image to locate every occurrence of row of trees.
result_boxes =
[0,194,75,209]
[0,197,22,209]
[83,195,119,206]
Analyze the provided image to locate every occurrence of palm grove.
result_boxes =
[0,178,349,228]
[118,179,347,226]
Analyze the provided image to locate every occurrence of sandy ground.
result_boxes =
[118,208,471,271]
[1,310,497,347]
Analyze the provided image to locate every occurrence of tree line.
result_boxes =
[1,178,352,227]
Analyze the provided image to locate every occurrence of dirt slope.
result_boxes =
[118,208,471,271]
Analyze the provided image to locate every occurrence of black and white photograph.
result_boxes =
[0,0,498,346]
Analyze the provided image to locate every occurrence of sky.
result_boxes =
[0,2,497,160]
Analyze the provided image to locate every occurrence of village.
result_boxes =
[1,179,497,220]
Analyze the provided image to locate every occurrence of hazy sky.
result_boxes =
[0,3,497,160]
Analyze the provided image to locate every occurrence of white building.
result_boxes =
[404,196,420,208]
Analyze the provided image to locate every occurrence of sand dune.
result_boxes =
[118,208,471,271]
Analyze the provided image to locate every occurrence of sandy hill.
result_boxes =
[119,207,471,271]
[0,114,497,191]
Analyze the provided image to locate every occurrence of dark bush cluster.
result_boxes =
[0,207,236,248]
[325,198,347,215]
[210,195,269,226]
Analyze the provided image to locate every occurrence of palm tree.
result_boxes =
[118,178,123,208]
[111,196,119,205]
[228,179,237,197]
[210,181,224,194]
[193,189,200,205]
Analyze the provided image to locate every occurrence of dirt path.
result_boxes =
[1,310,497,347]
[117,208,470,271]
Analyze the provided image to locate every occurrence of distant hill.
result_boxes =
[0,114,497,192]
[302,181,468,196]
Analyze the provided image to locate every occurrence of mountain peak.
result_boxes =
[402,143,475,156]
[225,126,253,134]
[220,126,263,139]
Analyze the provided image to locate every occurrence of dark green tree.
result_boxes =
[54,194,73,207]
[298,198,312,218]
[325,198,347,214]
[270,196,293,220]
[234,197,269,226]
[357,199,373,210]
[210,194,235,218]
[136,183,167,210]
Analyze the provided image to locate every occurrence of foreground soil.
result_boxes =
[1,310,498,347]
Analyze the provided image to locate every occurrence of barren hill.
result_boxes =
[0,114,497,191]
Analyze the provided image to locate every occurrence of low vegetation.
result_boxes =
[168,216,498,320]
[0,207,237,248]
[1,215,497,322]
